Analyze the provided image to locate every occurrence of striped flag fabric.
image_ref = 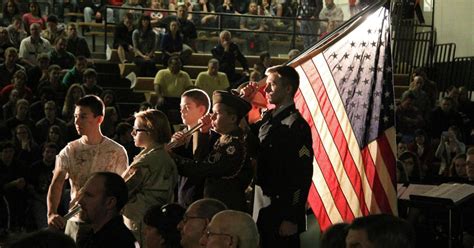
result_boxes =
[290,7,397,231]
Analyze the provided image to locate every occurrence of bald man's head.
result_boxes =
[200,210,259,248]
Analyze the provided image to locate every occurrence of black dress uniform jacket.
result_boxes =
[254,104,313,240]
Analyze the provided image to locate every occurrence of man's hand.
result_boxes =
[279,220,298,237]
[240,81,259,102]
[169,130,187,148]
[48,213,66,230]
[199,113,212,133]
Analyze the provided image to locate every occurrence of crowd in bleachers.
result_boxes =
[395,68,474,184]
[395,68,474,248]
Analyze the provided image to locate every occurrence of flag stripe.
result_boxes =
[307,183,332,229]
[295,81,351,223]
[299,60,369,217]
[311,55,386,215]
[378,131,397,185]
[362,144,393,214]
[296,67,360,221]
[370,133,398,214]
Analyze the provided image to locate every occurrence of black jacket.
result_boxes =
[254,104,313,232]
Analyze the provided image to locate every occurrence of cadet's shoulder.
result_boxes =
[282,110,309,128]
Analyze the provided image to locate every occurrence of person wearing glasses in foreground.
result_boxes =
[200,210,259,248]
[122,109,178,248]
[177,198,227,248]
[47,95,128,241]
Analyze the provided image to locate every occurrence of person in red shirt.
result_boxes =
[0,69,33,104]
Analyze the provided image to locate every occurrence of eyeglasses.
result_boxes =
[182,213,206,224]
[204,229,234,245]
[132,126,148,134]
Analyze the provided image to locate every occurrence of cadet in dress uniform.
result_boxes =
[172,90,253,211]
[242,65,313,248]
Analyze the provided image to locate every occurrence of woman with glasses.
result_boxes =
[13,124,41,166]
[122,109,178,248]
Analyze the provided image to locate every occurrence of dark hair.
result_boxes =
[83,68,97,78]
[0,141,15,152]
[13,124,37,149]
[42,142,59,152]
[2,0,20,20]
[191,198,227,220]
[11,14,22,23]
[348,214,415,248]
[259,51,271,62]
[267,65,300,97]
[124,12,134,21]
[138,15,152,33]
[139,101,153,111]
[48,64,62,73]
[320,222,349,248]
[176,4,187,12]
[75,55,87,63]
[28,1,42,17]
[414,129,426,137]
[75,95,105,117]
[8,229,76,248]
[398,151,422,181]
[100,90,118,106]
[167,56,181,67]
[143,203,185,248]
[46,125,65,146]
[91,172,128,211]
[115,122,133,136]
[181,89,210,113]
[412,67,428,79]
[47,14,59,23]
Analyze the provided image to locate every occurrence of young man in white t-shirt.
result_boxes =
[47,95,128,241]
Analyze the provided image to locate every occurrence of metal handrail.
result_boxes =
[102,5,331,53]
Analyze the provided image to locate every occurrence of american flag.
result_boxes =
[291,7,397,230]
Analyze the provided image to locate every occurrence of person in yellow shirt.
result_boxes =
[154,56,192,106]
[194,59,230,97]
[154,56,192,124]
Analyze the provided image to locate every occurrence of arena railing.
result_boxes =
[100,5,330,54]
